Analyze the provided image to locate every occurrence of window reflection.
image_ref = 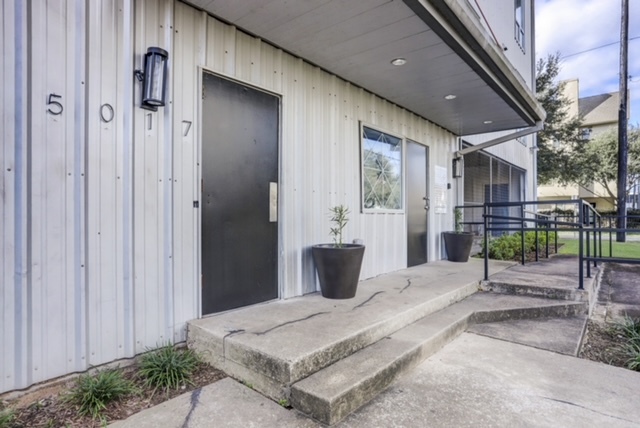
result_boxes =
[362,126,403,210]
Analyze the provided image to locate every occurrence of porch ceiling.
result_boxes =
[187,0,545,136]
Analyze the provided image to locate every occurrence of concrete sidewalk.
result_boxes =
[110,332,640,427]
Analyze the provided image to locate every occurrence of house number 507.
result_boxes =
[47,93,63,115]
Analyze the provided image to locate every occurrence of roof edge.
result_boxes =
[403,0,546,125]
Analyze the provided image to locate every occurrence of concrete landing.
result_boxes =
[595,262,640,321]
[481,255,600,308]
[467,315,588,356]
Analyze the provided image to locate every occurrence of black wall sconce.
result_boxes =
[452,157,463,178]
[134,47,168,111]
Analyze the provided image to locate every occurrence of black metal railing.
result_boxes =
[456,199,640,290]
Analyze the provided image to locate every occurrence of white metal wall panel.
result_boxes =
[1,0,29,395]
[132,0,173,353]
[18,0,86,390]
[171,1,205,341]
[85,0,135,366]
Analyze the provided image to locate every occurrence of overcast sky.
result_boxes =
[535,0,639,126]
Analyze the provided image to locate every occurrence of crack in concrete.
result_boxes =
[253,312,329,336]
[222,329,245,362]
[181,388,202,428]
[223,329,246,339]
[353,291,385,309]
[399,278,412,293]
[541,396,637,423]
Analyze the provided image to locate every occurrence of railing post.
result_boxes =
[483,204,489,281]
[609,223,613,257]
[586,215,591,278]
[554,215,558,253]
[520,204,525,265]
[578,200,584,290]
[592,214,598,268]
[597,215,602,265]
[545,215,549,258]
[534,212,539,262]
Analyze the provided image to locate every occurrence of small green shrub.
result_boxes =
[454,208,464,233]
[538,208,575,216]
[0,408,14,428]
[329,205,350,247]
[482,231,557,261]
[138,344,200,391]
[65,368,136,419]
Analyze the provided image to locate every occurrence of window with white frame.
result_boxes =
[361,126,403,211]
[515,0,525,51]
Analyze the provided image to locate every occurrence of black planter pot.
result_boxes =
[312,244,365,299]
[442,232,474,262]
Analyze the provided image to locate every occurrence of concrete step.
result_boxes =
[290,293,587,425]
[467,315,588,356]
[480,279,588,302]
[187,284,477,399]
[187,260,512,401]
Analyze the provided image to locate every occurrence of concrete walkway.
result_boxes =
[110,258,640,427]
[111,332,640,427]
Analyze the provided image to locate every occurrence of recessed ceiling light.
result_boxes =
[391,58,407,66]
[444,94,456,100]
[483,120,493,124]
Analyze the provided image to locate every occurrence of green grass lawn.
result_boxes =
[559,239,640,259]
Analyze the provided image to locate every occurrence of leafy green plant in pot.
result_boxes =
[442,207,474,262]
[312,205,365,299]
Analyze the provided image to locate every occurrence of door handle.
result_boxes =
[423,197,430,211]
[269,182,278,222]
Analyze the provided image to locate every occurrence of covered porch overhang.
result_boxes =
[186,0,545,136]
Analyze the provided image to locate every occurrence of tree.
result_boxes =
[535,53,585,185]
[577,126,640,208]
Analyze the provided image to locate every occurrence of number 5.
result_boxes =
[47,93,63,115]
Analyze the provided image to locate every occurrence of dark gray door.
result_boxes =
[201,73,279,315]
[406,141,429,267]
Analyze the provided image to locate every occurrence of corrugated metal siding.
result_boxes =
[1,0,464,393]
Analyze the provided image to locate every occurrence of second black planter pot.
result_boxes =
[312,244,365,299]
[442,232,474,262]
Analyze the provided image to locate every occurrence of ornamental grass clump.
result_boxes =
[138,344,200,392]
[615,316,640,371]
[64,368,136,420]
[0,408,14,428]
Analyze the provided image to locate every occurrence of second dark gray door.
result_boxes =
[201,73,279,315]
[407,141,429,266]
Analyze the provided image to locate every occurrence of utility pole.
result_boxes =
[616,0,629,242]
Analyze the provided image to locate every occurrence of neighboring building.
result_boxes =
[0,0,544,393]
[538,79,621,211]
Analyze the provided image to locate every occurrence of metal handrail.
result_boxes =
[456,199,639,291]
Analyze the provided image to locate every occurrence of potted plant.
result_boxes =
[442,207,474,262]
[312,205,365,299]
